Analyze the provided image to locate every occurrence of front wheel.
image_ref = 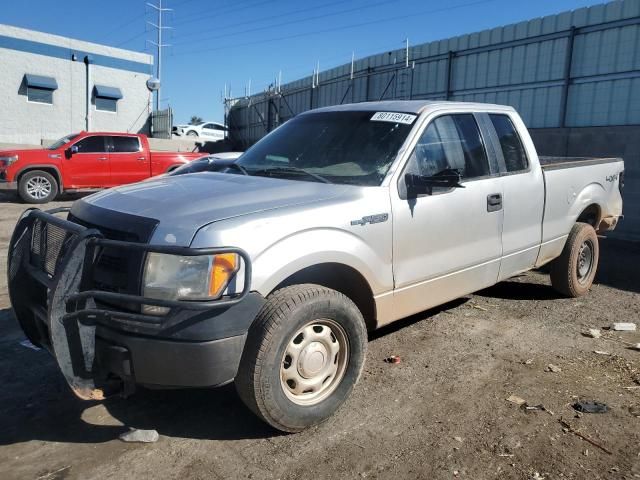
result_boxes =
[550,222,599,297]
[235,284,367,432]
[186,130,199,137]
[18,170,59,204]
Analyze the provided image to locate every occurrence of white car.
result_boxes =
[173,122,227,141]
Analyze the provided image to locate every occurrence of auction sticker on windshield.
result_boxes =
[370,112,417,124]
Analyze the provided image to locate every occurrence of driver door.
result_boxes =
[390,113,504,321]
[65,135,111,188]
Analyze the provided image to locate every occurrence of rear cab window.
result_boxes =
[110,136,142,153]
[489,114,528,173]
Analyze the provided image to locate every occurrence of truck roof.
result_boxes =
[306,100,515,115]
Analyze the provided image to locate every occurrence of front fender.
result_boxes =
[250,228,392,297]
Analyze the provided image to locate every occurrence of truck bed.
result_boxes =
[539,156,622,170]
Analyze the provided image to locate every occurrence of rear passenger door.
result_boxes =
[390,113,504,320]
[481,113,545,280]
[108,136,149,185]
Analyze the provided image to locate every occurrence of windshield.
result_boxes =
[236,111,415,186]
[48,133,80,150]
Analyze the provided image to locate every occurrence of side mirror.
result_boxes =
[65,145,79,159]
[405,169,464,197]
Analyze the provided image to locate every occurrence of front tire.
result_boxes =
[235,284,367,433]
[186,130,199,137]
[18,170,59,204]
[550,222,599,297]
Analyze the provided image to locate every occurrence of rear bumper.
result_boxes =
[7,208,261,396]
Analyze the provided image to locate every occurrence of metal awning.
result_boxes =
[94,85,123,99]
[24,74,58,90]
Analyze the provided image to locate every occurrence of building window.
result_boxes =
[24,74,58,105]
[96,97,118,112]
[94,85,123,113]
[28,87,53,104]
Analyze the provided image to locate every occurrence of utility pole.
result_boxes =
[147,0,172,111]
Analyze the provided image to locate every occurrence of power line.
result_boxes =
[171,0,274,27]
[172,0,353,44]
[174,0,500,57]
[172,0,402,46]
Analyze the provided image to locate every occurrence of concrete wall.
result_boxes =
[0,24,153,145]
[529,125,639,240]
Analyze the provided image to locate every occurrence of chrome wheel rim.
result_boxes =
[280,319,349,406]
[26,176,52,200]
[577,239,594,283]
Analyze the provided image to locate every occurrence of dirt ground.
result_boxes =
[0,192,638,480]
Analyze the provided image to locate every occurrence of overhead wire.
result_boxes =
[172,0,402,46]
[173,0,500,57]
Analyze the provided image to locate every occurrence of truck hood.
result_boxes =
[74,172,347,245]
[0,148,48,157]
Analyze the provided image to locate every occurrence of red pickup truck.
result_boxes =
[0,132,203,203]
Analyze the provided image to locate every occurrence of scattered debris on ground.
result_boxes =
[572,401,609,414]
[593,350,611,356]
[559,419,613,455]
[586,328,602,338]
[119,428,160,443]
[611,322,636,331]
[506,394,526,406]
[384,355,401,364]
[546,364,562,373]
[19,339,41,351]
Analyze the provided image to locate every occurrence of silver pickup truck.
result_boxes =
[8,100,624,432]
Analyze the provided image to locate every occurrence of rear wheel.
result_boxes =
[235,284,367,432]
[550,222,599,297]
[18,170,58,204]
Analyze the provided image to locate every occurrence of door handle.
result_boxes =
[487,193,502,212]
[137,157,146,161]
[97,157,108,161]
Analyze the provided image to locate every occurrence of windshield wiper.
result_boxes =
[225,163,249,175]
[253,166,332,184]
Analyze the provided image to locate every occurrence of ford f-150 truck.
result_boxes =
[7,101,624,432]
[0,132,203,203]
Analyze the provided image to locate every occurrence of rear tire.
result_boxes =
[550,222,599,297]
[18,170,58,204]
[235,284,367,433]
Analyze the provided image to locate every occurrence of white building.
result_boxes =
[0,24,154,145]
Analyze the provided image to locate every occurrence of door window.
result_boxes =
[111,136,141,153]
[489,114,528,172]
[405,114,490,180]
[73,136,107,153]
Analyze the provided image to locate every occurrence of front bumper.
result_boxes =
[0,179,17,191]
[7,208,262,398]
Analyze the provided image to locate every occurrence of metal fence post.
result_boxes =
[559,26,576,128]
[445,50,454,100]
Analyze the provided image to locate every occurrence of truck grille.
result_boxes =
[30,218,78,277]
[67,210,158,313]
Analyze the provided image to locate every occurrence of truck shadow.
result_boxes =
[0,309,276,446]
[0,192,90,204]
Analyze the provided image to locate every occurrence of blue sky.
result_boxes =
[3,0,605,123]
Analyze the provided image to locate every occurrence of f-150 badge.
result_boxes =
[351,213,389,226]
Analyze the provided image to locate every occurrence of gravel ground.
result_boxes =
[0,193,638,480]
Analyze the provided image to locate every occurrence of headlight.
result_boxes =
[0,155,18,169]
[142,252,239,315]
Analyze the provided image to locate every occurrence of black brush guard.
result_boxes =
[7,208,251,399]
